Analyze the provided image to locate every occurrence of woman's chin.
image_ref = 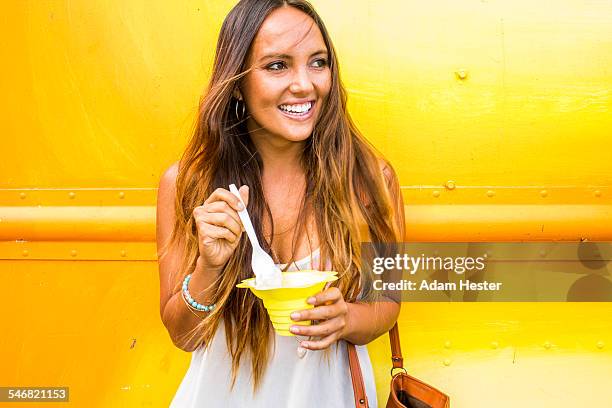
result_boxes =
[277,127,314,143]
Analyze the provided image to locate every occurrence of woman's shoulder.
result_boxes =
[159,161,178,195]
[157,161,180,218]
[158,160,186,198]
[160,161,180,186]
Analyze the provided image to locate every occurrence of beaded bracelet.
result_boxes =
[182,274,216,313]
[181,293,205,319]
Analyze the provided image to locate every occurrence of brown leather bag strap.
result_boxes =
[347,342,369,408]
[389,322,404,369]
[348,322,403,408]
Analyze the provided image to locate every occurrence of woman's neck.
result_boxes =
[248,126,306,179]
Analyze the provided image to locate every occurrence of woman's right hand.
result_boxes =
[192,185,249,274]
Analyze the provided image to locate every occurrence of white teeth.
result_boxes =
[279,101,312,114]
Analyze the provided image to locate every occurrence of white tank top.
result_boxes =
[169,249,378,407]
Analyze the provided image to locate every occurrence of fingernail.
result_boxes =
[307,297,316,305]
[301,342,309,348]
[290,312,300,320]
[290,326,300,334]
[237,202,244,211]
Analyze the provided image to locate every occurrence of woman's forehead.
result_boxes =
[250,7,326,61]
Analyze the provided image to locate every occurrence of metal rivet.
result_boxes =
[486,190,495,197]
[68,192,76,199]
[120,250,127,257]
[443,359,451,366]
[19,192,26,199]
[491,341,499,349]
[596,340,605,349]
[359,399,365,404]
[543,341,551,349]
[444,340,452,349]
[455,70,468,80]
[22,249,29,257]
[118,191,125,199]
[432,190,440,198]
[594,190,601,197]
[540,190,548,198]
[445,181,456,190]
[70,250,77,257]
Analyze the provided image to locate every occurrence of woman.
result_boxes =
[156,1,405,407]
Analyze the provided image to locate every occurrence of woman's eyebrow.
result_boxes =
[258,49,328,62]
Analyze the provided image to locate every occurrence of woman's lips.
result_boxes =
[277,100,315,121]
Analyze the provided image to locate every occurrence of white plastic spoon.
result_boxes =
[229,184,282,288]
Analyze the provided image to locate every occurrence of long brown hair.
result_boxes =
[164,0,405,394]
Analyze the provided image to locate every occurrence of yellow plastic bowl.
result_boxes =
[236,271,338,336]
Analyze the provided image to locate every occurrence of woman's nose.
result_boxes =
[288,67,314,95]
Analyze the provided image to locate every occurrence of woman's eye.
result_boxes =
[311,58,328,68]
[266,61,286,71]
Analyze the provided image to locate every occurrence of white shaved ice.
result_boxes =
[252,272,325,290]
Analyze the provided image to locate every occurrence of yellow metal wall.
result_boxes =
[1,1,611,407]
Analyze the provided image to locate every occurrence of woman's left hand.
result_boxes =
[289,287,350,350]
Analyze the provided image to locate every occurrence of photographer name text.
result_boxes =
[373,279,502,291]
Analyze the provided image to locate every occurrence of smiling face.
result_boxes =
[241,6,332,146]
